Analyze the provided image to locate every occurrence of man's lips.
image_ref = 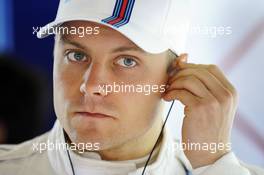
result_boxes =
[75,112,115,119]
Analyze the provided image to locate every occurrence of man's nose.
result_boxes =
[79,63,109,98]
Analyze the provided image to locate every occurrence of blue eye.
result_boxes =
[66,51,87,62]
[116,57,137,68]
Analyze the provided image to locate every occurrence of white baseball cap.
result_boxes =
[37,0,190,55]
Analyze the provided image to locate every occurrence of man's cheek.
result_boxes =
[57,71,80,94]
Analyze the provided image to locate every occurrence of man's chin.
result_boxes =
[67,128,115,150]
[66,117,124,151]
[71,136,117,151]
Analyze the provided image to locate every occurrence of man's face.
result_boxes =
[53,21,170,150]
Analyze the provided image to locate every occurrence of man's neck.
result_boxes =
[98,117,163,161]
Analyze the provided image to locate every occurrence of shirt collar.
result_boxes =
[47,119,191,175]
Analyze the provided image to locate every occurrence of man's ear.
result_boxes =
[174,53,188,66]
[178,53,188,63]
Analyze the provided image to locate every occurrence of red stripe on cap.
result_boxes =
[108,0,129,25]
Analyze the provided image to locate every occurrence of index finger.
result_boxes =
[177,62,236,94]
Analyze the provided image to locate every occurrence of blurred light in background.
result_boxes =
[0,0,58,142]
[0,0,13,52]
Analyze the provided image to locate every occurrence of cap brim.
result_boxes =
[37,18,170,54]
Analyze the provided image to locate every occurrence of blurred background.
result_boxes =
[0,0,263,168]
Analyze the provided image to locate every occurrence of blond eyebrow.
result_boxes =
[59,34,146,54]
[111,46,146,54]
[59,35,87,50]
